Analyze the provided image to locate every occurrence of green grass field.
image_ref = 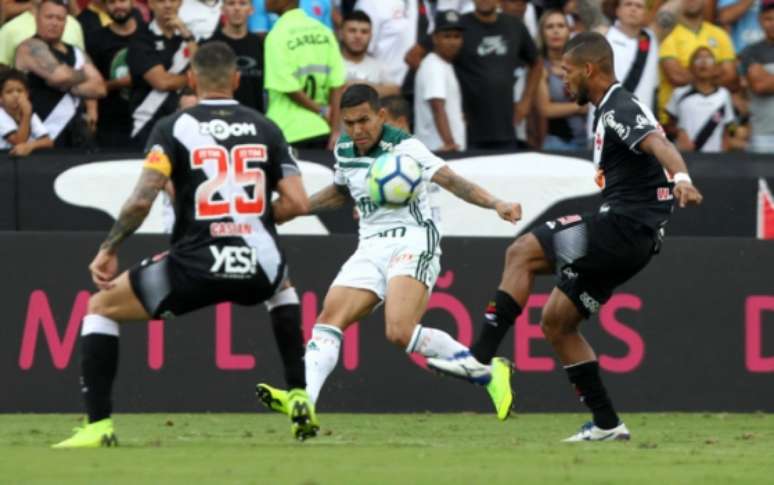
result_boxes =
[0,413,772,484]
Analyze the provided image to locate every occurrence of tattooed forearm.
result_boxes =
[431,166,499,209]
[23,39,87,88]
[101,169,167,253]
[308,184,350,214]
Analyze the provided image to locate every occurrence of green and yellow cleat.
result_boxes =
[256,383,289,415]
[52,418,118,449]
[486,357,515,421]
[287,388,319,441]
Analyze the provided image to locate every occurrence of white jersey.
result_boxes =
[665,85,735,152]
[333,124,446,240]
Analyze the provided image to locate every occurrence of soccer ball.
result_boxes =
[367,153,422,206]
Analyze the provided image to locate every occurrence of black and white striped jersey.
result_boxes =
[666,86,735,153]
[142,99,299,282]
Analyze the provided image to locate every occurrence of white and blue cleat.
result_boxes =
[427,351,492,386]
[563,421,631,442]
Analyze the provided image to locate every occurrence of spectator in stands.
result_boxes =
[0,68,53,155]
[658,0,737,124]
[380,94,411,131]
[500,0,538,40]
[717,0,764,52]
[2,0,34,24]
[666,47,738,152]
[86,0,138,148]
[179,0,222,41]
[77,0,110,44]
[0,0,84,67]
[205,0,264,112]
[536,10,588,151]
[583,0,659,140]
[740,0,774,153]
[248,0,333,34]
[414,10,466,152]
[264,0,345,149]
[353,0,417,85]
[454,0,541,150]
[14,0,105,147]
[127,0,197,147]
[340,10,400,97]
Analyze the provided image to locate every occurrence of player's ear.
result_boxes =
[376,107,387,123]
[187,70,197,92]
[232,70,241,92]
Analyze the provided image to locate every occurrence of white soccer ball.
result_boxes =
[367,153,422,206]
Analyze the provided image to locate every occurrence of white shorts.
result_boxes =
[331,226,441,300]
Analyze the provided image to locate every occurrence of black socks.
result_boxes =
[80,333,119,423]
[269,304,306,390]
[470,290,522,364]
[565,361,619,430]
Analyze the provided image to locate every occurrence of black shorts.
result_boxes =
[532,211,658,318]
[128,245,284,319]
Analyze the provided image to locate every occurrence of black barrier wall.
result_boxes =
[2,233,773,413]
[1,149,773,236]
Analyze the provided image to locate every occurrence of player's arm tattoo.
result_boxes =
[308,184,350,214]
[21,39,86,88]
[431,165,499,209]
[576,0,609,31]
[100,169,168,253]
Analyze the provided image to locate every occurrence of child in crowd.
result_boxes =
[666,46,745,152]
[0,68,53,156]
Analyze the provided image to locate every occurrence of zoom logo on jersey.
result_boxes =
[200,119,257,140]
[209,245,257,275]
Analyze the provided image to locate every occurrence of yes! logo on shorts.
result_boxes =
[209,245,257,277]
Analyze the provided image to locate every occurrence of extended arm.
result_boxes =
[307,183,350,214]
[431,165,521,222]
[101,168,168,253]
[272,174,311,224]
[639,132,703,207]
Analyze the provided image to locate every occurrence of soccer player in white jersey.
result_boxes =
[257,83,522,421]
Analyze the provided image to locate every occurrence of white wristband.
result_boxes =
[673,172,692,185]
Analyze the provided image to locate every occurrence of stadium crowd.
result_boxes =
[0,0,773,156]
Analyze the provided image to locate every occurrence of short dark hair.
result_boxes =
[192,41,237,88]
[343,10,371,24]
[0,68,28,92]
[340,83,380,111]
[563,31,614,74]
[380,95,410,121]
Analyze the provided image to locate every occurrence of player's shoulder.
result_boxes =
[334,132,356,161]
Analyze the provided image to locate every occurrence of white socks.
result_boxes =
[304,323,342,405]
[81,314,120,337]
[405,325,468,359]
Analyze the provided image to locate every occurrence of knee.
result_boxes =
[505,235,536,270]
[540,312,578,345]
[384,320,413,348]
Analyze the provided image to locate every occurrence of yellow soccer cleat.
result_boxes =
[287,388,319,441]
[256,383,289,415]
[486,357,515,421]
[52,418,118,449]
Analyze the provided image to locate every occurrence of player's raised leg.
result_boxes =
[540,288,630,442]
[53,271,150,449]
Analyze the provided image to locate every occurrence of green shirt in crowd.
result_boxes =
[264,8,345,143]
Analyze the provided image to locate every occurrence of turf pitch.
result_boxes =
[1,413,771,484]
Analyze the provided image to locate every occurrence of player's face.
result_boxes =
[473,0,498,16]
[36,2,67,43]
[500,0,527,19]
[223,0,253,28]
[342,102,386,154]
[561,54,590,105]
[682,0,704,17]
[541,12,569,52]
[0,80,27,112]
[690,48,717,81]
[433,29,463,62]
[149,0,182,27]
[340,21,372,56]
[761,10,774,41]
[106,0,134,24]
[616,0,645,28]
